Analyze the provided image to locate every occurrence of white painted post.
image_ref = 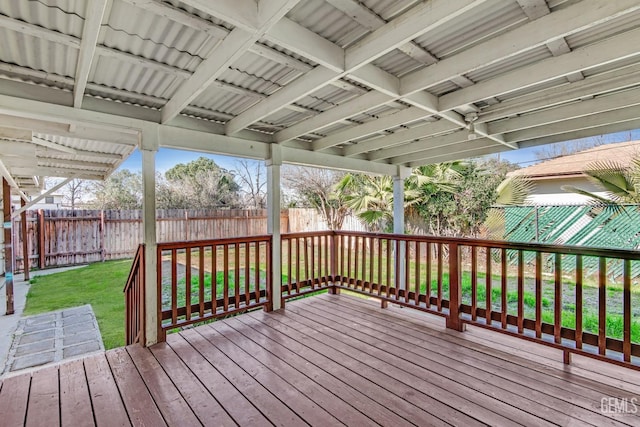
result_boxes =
[267,145,282,311]
[393,166,411,292]
[141,126,158,345]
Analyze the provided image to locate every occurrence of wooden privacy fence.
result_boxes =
[12,208,339,272]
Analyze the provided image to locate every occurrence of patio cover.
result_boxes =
[0,0,639,196]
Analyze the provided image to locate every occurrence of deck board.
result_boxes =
[1,294,639,427]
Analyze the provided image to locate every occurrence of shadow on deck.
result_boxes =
[1,294,639,426]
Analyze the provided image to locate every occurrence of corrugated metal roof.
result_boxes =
[1,0,640,186]
[414,1,527,60]
[287,0,366,47]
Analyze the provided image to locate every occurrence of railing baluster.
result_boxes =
[287,237,292,295]
[255,242,260,304]
[426,242,431,308]
[517,250,524,334]
[369,237,374,292]
[405,240,411,303]
[575,255,582,349]
[199,246,204,318]
[304,237,310,288]
[355,236,361,289]
[623,259,631,362]
[471,246,477,321]
[535,252,542,338]
[347,235,352,287]
[223,244,229,312]
[554,253,562,344]
[437,243,443,311]
[245,242,250,306]
[171,248,177,326]
[386,239,391,298]
[212,244,217,313]
[486,248,492,326]
[185,247,191,322]
[296,237,301,294]
[377,238,383,296]
[395,239,401,301]
[361,237,367,291]
[415,241,420,306]
[501,248,507,329]
[235,243,240,309]
[310,236,315,289]
[598,257,607,355]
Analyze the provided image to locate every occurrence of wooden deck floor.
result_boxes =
[1,294,640,427]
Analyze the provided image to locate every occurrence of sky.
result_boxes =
[117,129,640,174]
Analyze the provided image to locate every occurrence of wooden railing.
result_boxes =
[281,231,335,300]
[124,244,145,345]
[137,229,639,369]
[333,231,640,370]
[156,235,271,340]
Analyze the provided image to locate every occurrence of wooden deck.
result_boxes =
[1,294,639,427]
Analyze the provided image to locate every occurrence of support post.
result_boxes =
[38,209,45,269]
[3,177,14,315]
[20,199,29,281]
[393,167,410,292]
[141,126,158,345]
[266,145,282,311]
[446,243,465,331]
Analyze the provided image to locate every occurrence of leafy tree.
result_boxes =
[283,166,350,230]
[90,169,142,209]
[160,157,241,209]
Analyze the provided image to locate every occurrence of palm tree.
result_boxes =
[562,157,640,208]
[335,161,465,232]
[484,174,534,239]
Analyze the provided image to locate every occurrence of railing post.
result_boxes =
[446,242,465,332]
[329,232,340,294]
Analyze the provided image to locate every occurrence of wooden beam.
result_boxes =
[478,64,640,123]
[439,27,640,111]
[373,130,470,162]
[0,159,29,202]
[169,0,259,31]
[73,0,108,108]
[312,107,432,151]
[10,177,73,219]
[504,104,640,143]
[345,0,485,70]
[274,91,393,143]
[344,120,459,157]
[400,0,640,94]
[488,87,640,135]
[161,0,300,124]
[31,137,78,155]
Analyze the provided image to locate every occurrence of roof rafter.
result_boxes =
[227,0,482,137]
[73,0,108,108]
[439,27,640,111]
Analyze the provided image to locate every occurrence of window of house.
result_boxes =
[45,196,54,204]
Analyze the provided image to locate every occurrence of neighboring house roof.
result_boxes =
[510,141,640,180]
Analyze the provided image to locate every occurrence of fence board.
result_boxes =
[13,208,362,271]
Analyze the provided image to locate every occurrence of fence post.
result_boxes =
[38,209,45,269]
[446,243,465,331]
[100,210,105,262]
[3,177,14,314]
[21,199,29,280]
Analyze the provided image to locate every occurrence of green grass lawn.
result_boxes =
[24,260,133,349]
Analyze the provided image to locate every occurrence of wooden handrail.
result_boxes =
[124,244,145,346]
